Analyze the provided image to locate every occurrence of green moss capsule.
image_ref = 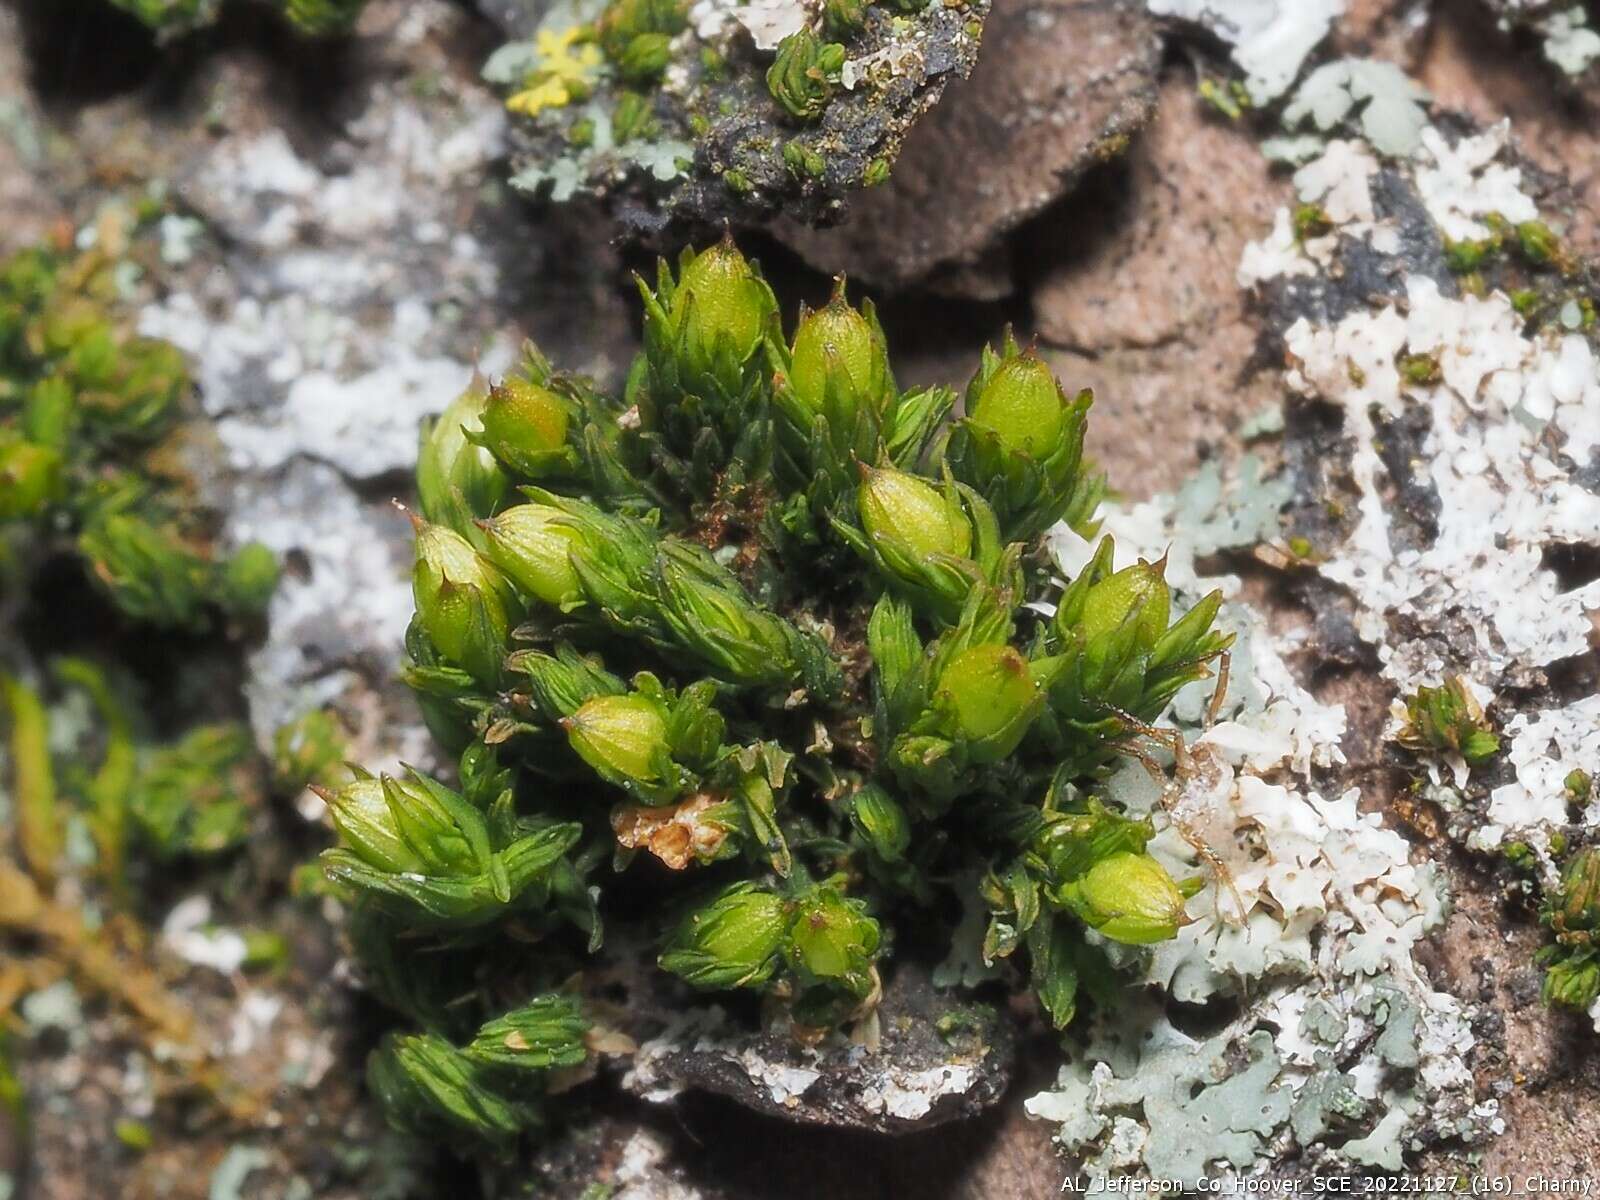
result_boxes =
[411,518,515,687]
[1079,559,1171,645]
[659,883,789,989]
[789,291,894,422]
[563,693,671,789]
[479,504,584,610]
[933,644,1042,762]
[1059,852,1190,944]
[967,354,1066,457]
[858,465,970,560]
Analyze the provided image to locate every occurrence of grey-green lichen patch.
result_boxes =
[1235,81,1600,1057]
[1241,121,1600,866]
[506,97,694,202]
[495,0,989,232]
[1534,7,1600,75]
[1029,447,1491,1179]
[1031,1022,1294,1183]
[1484,1,1600,83]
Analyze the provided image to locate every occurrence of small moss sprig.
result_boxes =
[767,29,847,122]
[1396,677,1499,767]
[1537,845,1600,1012]
[327,237,1231,1146]
[597,0,688,84]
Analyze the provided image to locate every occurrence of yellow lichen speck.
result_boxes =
[506,28,603,117]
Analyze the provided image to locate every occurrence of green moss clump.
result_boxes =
[597,0,688,84]
[1538,846,1600,1012]
[0,238,276,631]
[766,29,847,123]
[1291,203,1332,242]
[327,239,1232,1145]
[1395,677,1498,767]
[1443,236,1495,274]
[1398,352,1441,385]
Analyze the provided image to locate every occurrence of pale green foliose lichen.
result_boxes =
[1276,59,1431,160]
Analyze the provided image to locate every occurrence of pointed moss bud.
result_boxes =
[475,378,572,478]
[1059,851,1190,945]
[1078,559,1171,645]
[417,383,510,534]
[785,886,880,997]
[654,543,828,689]
[324,814,579,926]
[948,336,1096,541]
[648,239,780,407]
[659,882,788,989]
[849,784,910,863]
[858,465,970,560]
[967,354,1065,457]
[1544,956,1600,1010]
[411,517,515,686]
[1046,539,1231,771]
[465,994,589,1070]
[1555,847,1600,936]
[789,290,894,425]
[838,464,997,620]
[378,771,486,876]
[564,693,672,791]
[766,29,845,122]
[674,239,771,368]
[0,438,63,518]
[367,1032,526,1144]
[773,286,899,488]
[322,767,496,881]
[478,503,584,610]
[932,643,1043,763]
[321,776,427,875]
